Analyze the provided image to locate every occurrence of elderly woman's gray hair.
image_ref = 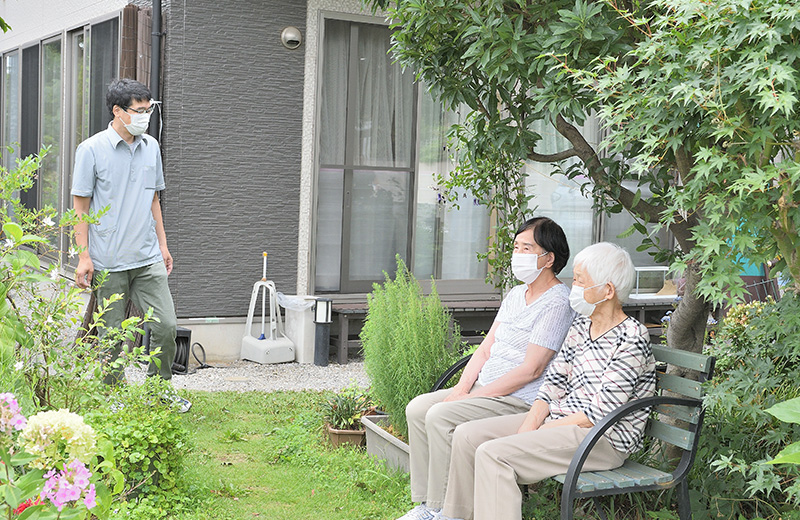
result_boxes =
[573,242,636,302]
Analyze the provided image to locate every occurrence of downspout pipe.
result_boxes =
[149,0,163,140]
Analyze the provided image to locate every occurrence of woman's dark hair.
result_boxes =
[106,78,152,117]
[515,217,570,275]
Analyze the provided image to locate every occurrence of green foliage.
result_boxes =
[767,397,800,466]
[322,384,372,430]
[575,0,800,301]
[0,148,148,414]
[85,378,192,511]
[360,257,463,437]
[694,294,800,519]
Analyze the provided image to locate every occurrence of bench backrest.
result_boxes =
[647,345,716,459]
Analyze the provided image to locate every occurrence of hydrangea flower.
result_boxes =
[0,393,27,434]
[40,460,96,511]
[20,409,96,469]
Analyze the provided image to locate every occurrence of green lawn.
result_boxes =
[173,391,412,520]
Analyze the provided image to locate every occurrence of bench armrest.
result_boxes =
[431,354,473,392]
[560,395,700,514]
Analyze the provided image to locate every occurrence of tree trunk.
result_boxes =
[666,262,711,354]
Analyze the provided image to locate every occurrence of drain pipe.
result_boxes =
[149,0,163,139]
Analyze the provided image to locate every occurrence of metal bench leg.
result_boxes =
[677,478,692,520]
[337,312,349,364]
[592,497,610,520]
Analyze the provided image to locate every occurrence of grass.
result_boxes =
[152,390,677,520]
[171,390,412,520]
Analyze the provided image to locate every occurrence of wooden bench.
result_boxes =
[432,345,715,520]
[332,299,500,364]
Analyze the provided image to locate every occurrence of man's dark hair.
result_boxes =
[515,217,570,275]
[106,78,152,117]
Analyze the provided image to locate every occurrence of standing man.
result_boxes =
[71,78,190,413]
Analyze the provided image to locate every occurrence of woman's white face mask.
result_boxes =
[511,252,548,284]
[569,282,608,316]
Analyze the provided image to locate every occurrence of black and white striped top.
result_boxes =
[536,315,656,453]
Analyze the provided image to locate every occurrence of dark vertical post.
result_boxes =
[149,0,162,139]
[313,298,332,366]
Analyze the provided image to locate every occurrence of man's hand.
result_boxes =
[162,247,173,275]
[75,255,94,289]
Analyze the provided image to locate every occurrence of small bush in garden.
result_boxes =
[85,377,191,508]
[361,257,463,438]
[692,293,800,519]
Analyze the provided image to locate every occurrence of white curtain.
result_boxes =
[414,90,489,280]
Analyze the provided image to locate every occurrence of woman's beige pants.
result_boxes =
[442,413,627,520]
[406,388,531,509]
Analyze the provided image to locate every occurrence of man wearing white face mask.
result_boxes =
[71,79,189,412]
[398,217,576,520]
[437,242,656,520]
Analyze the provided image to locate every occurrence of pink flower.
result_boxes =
[0,393,27,433]
[40,459,94,511]
[83,484,97,509]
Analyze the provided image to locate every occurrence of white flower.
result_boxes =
[68,248,77,259]
[4,238,13,248]
[49,269,60,281]
[14,362,23,371]
[43,216,55,227]
[21,409,97,469]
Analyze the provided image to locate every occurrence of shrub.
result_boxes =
[360,257,463,438]
[1,148,153,414]
[692,293,800,519]
[85,378,191,505]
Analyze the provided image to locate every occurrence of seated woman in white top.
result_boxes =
[438,242,657,520]
[398,217,576,520]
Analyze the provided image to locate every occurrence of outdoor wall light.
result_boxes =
[281,26,303,49]
[313,298,332,324]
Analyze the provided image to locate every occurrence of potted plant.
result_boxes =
[323,386,373,448]
[360,257,463,471]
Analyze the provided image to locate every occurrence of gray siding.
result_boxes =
[161,0,306,317]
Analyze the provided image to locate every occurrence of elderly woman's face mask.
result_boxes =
[569,282,608,316]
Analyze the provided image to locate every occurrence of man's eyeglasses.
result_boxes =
[123,105,156,115]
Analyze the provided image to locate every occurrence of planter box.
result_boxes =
[361,414,410,473]
[325,424,366,448]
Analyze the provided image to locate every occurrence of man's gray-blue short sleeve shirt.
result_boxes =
[71,124,165,272]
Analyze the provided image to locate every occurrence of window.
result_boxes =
[315,19,416,293]
[523,118,669,289]
[2,50,20,170]
[314,18,490,293]
[40,37,63,229]
[413,95,489,281]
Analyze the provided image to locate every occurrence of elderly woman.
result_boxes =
[397,217,576,520]
[437,242,657,520]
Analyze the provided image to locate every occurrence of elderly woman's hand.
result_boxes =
[517,401,549,433]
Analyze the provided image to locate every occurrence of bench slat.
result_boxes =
[551,473,603,492]
[657,372,704,399]
[618,460,673,484]
[646,421,695,450]
[591,469,637,488]
[654,403,701,424]
[652,345,713,374]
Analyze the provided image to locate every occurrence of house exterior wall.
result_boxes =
[0,0,134,46]
[160,0,306,317]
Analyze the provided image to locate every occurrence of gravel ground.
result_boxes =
[125,359,370,392]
